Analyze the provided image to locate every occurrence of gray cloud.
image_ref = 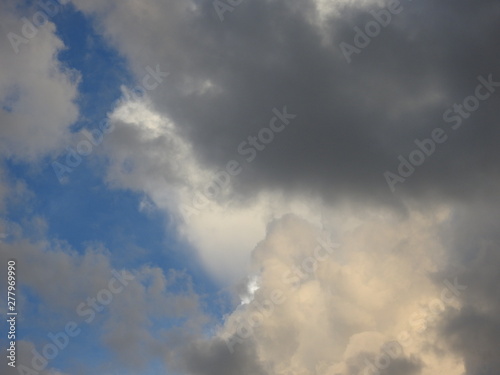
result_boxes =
[72,0,500,208]
[0,1,79,161]
[436,201,500,374]
[173,337,268,375]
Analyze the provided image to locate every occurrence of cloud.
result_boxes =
[70,0,500,206]
[7,340,73,375]
[436,201,500,374]
[208,212,468,375]
[65,0,500,289]
[171,337,269,375]
[0,204,473,374]
[0,228,206,373]
[3,0,496,374]
[0,1,79,161]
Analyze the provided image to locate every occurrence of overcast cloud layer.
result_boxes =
[1,0,500,374]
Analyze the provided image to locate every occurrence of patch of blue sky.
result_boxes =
[52,3,133,132]
[13,286,43,337]
[31,320,116,374]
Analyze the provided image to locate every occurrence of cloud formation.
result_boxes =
[59,1,500,373]
[71,0,500,205]
[0,1,79,161]
[2,0,500,374]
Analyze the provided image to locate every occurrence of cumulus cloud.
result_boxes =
[212,212,467,375]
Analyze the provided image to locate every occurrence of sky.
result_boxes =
[0,0,500,374]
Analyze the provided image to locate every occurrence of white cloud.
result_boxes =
[216,211,465,375]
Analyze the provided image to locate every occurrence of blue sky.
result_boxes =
[1,4,230,374]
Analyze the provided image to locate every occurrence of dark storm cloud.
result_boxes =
[173,337,268,375]
[436,201,500,375]
[124,0,500,206]
[351,355,423,375]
